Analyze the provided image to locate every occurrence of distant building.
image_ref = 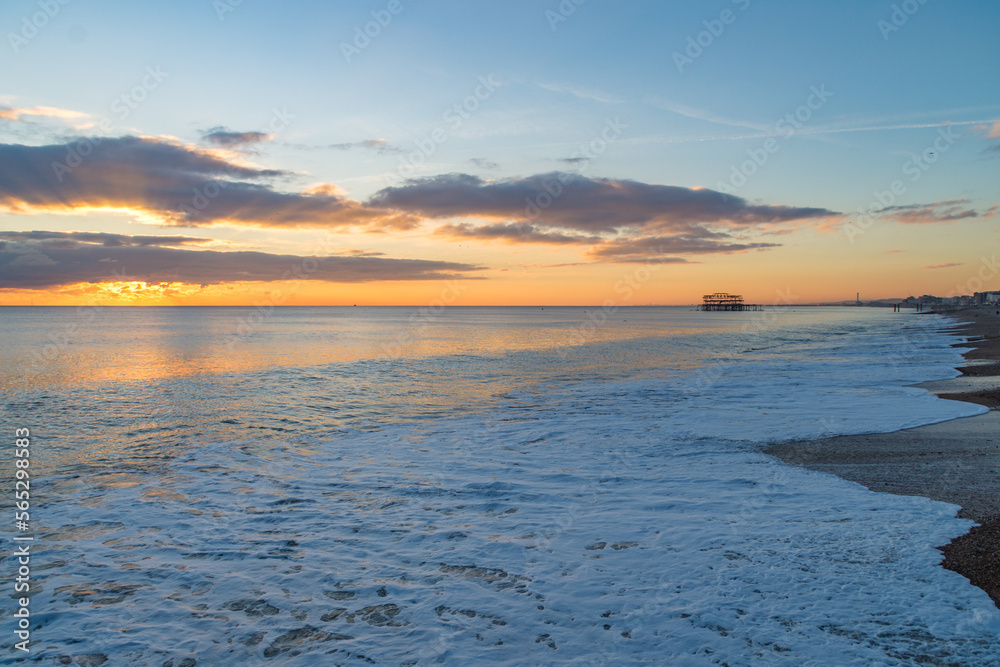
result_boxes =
[895,293,990,310]
[975,291,1000,305]
[919,295,943,307]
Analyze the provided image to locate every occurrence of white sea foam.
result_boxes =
[5,311,999,664]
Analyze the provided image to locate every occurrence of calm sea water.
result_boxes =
[1,306,997,664]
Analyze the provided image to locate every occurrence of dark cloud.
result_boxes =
[436,220,777,263]
[369,172,833,260]
[201,127,273,149]
[922,262,963,270]
[0,231,482,289]
[468,158,500,170]
[0,136,416,230]
[587,232,779,264]
[0,230,211,247]
[368,172,837,234]
[436,222,599,245]
[878,199,980,224]
[557,157,589,165]
[0,136,840,266]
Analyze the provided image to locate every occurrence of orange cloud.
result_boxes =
[975,121,1000,139]
[0,105,89,122]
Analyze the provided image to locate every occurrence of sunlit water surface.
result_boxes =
[1,306,997,664]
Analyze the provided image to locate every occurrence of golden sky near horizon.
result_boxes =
[2,3,999,306]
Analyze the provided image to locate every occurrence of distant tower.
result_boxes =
[856,292,861,306]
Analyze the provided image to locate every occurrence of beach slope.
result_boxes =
[767,307,1000,607]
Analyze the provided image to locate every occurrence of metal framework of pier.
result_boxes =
[700,293,764,311]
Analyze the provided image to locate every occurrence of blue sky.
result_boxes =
[1,0,998,304]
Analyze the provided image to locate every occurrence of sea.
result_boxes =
[1,305,999,665]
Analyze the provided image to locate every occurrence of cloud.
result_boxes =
[0,105,89,122]
[648,98,769,133]
[0,230,212,247]
[368,172,837,235]
[434,221,772,263]
[201,127,273,149]
[639,118,997,147]
[468,157,499,170]
[0,136,416,230]
[285,139,402,154]
[586,232,779,264]
[333,248,386,257]
[974,121,1000,139]
[327,139,402,154]
[878,199,981,224]
[436,222,600,245]
[922,262,963,270]
[368,172,836,262]
[535,81,622,104]
[0,231,482,289]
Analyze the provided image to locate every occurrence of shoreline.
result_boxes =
[766,306,1000,608]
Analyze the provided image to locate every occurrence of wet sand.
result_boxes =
[766,307,1000,607]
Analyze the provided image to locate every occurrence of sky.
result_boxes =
[1,0,998,306]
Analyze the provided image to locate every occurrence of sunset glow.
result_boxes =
[2,1,998,305]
